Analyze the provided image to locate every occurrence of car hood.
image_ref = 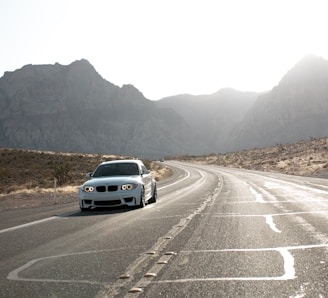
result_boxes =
[82,176,142,186]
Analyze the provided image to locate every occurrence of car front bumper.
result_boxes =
[78,188,142,208]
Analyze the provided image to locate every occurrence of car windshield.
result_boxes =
[92,163,140,177]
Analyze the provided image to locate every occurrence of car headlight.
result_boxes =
[121,183,138,190]
[82,186,95,192]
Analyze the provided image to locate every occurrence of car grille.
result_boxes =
[94,200,121,206]
[95,185,119,192]
[108,185,118,191]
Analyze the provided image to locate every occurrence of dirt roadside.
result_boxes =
[0,166,172,211]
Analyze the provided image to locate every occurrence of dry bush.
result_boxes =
[0,149,167,194]
[0,149,170,210]
[178,137,328,178]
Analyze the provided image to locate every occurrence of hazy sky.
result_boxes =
[1,0,327,100]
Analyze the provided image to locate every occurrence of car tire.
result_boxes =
[137,188,146,208]
[149,186,157,204]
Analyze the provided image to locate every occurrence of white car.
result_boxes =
[78,159,157,211]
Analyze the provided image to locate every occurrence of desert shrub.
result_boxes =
[52,163,72,185]
[143,159,152,170]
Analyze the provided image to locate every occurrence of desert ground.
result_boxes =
[181,137,328,178]
[1,137,327,211]
[0,150,171,211]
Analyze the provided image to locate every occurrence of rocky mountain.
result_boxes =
[157,89,260,152]
[1,54,328,158]
[226,54,328,151]
[0,60,198,158]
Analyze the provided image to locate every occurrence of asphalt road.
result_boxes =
[0,161,328,297]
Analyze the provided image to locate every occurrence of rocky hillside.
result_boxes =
[1,55,328,157]
[227,55,328,151]
[181,137,328,178]
[0,60,198,158]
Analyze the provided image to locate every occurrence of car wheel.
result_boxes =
[137,188,146,208]
[149,186,157,204]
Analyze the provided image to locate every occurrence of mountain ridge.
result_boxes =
[1,55,328,157]
[0,60,199,157]
[226,54,328,151]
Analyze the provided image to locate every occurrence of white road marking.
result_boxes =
[0,169,191,235]
[210,209,328,234]
[157,169,191,190]
[220,198,328,204]
[265,215,282,233]
[154,244,328,283]
[13,243,306,286]
[1,164,191,235]
[0,210,77,235]
[7,248,127,285]
[99,173,220,296]
[0,217,57,234]
[265,181,328,195]
[210,210,328,218]
[6,163,328,292]
[278,248,295,279]
[250,187,265,203]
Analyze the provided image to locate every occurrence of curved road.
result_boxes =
[0,161,328,297]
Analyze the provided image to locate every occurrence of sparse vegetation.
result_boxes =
[0,149,171,210]
[178,137,328,178]
[2,137,327,210]
[0,149,170,194]
[0,149,110,194]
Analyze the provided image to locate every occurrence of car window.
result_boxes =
[93,163,140,177]
[142,165,150,174]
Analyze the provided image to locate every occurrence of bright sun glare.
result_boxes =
[1,0,328,99]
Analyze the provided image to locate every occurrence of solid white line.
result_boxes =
[0,216,57,234]
[181,243,328,253]
[158,170,191,190]
[210,210,328,218]
[1,165,190,235]
[265,180,328,195]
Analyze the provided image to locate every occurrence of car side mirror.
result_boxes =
[86,172,92,178]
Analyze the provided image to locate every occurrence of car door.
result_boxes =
[141,165,152,199]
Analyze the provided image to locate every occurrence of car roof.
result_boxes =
[99,159,144,166]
